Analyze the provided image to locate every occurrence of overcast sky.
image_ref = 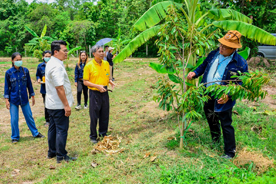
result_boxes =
[25,0,56,3]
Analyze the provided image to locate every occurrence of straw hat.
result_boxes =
[218,30,242,49]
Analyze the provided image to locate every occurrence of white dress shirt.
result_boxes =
[45,56,74,109]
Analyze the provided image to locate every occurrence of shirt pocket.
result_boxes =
[22,75,27,86]
[10,78,17,89]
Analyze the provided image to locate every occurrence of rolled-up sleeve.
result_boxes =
[51,65,65,87]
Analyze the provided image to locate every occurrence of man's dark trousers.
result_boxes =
[89,90,109,141]
[47,109,69,160]
[204,97,236,157]
[42,94,50,122]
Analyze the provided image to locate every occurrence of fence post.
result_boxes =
[146,44,148,56]
[89,45,92,58]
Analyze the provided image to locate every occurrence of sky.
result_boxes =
[25,0,56,3]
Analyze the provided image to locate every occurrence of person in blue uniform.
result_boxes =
[4,52,45,143]
[36,50,51,126]
[74,51,88,110]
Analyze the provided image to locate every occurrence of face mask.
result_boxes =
[14,60,23,67]
[44,57,51,62]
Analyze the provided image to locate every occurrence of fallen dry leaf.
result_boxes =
[143,152,151,158]
[94,135,124,155]
[91,162,98,168]
[150,156,157,162]
[49,165,56,170]
[91,149,99,155]
[233,110,239,115]
[167,136,176,141]
[188,129,194,133]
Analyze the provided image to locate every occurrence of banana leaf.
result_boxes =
[25,26,38,37]
[208,9,252,24]
[213,20,276,45]
[237,47,250,60]
[134,1,183,31]
[113,26,161,63]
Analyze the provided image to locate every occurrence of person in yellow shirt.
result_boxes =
[83,45,115,144]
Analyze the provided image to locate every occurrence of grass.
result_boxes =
[0,57,275,183]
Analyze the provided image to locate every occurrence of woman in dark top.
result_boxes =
[106,47,116,81]
[36,50,51,126]
[4,52,44,143]
[74,51,88,110]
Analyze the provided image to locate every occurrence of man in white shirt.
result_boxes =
[45,40,76,163]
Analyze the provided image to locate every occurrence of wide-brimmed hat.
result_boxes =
[218,30,242,49]
[108,47,114,51]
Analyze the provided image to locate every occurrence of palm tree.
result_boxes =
[114,0,276,64]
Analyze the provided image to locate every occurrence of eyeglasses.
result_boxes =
[220,44,232,50]
[61,49,68,53]
[80,50,86,53]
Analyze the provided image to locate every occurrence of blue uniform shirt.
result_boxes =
[74,62,86,82]
[206,52,234,87]
[36,61,46,94]
[4,67,35,106]
[193,48,248,112]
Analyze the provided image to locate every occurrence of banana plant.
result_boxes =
[24,25,54,60]
[114,0,276,64]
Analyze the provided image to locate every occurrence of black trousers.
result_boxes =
[204,98,236,157]
[77,80,88,106]
[47,109,69,160]
[89,90,109,140]
[42,94,50,122]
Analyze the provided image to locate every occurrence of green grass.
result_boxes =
[0,57,275,183]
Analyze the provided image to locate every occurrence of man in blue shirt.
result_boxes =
[187,30,248,159]
[36,50,51,126]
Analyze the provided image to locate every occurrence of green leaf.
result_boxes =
[168,74,181,83]
[212,20,276,45]
[68,46,82,55]
[25,25,38,37]
[208,9,252,24]
[40,25,47,38]
[185,82,195,86]
[134,1,183,31]
[149,62,176,74]
[237,47,250,60]
[114,26,161,63]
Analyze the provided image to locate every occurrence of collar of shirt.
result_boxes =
[51,56,64,67]
[92,59,103,66]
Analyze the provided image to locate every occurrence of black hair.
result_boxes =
[104,45,109,48]
[11,52,22,67]
[51,40,67,55]
[42,50,52,56]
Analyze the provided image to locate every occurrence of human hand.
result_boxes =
[5,99,10,110]
[32,96,35,106]
[75,82,77,87]
[38,79,41,83]
[109,80,116,90]
[217,94,229,104]
[98,85,107,93]
[187,72,196,80]
[64,105,71,117]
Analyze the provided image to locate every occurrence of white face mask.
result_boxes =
[14,60,23,67]
[44,57,51,62]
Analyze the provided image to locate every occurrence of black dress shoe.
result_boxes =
[12,139,18,143]
[47,154,56,159]
[34,132,45,138]
[57,155,77,163]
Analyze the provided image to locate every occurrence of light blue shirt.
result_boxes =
[206,52,234,87]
